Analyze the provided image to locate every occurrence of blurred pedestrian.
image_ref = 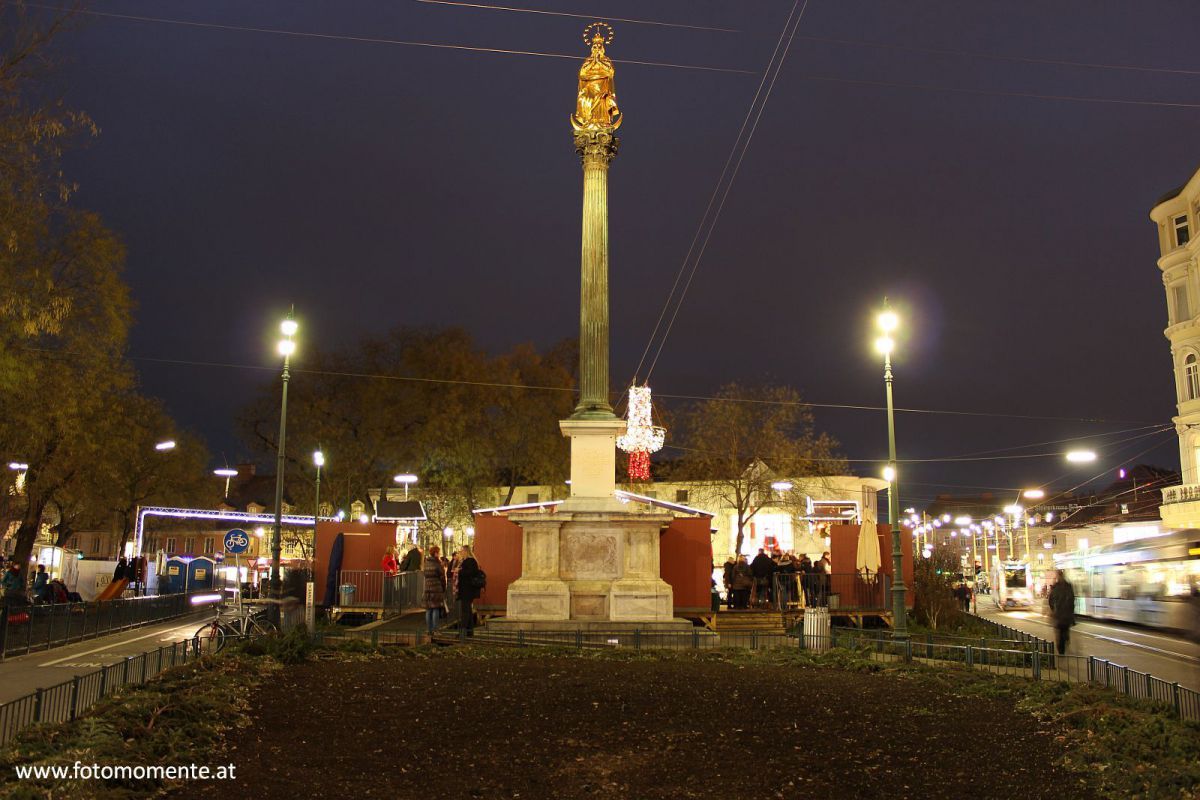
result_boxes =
[423,545,446,636]
[1048,569,1076,655]
[456,545,483,636]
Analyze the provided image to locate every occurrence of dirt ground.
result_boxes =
[184,649,1092,800]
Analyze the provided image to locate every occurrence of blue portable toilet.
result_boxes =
[162,557,188,594]
[187,557,216,592]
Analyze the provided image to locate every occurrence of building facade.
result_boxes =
[1152,164,1200,528]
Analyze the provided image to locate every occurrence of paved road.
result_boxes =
[974,602,1200,692]
[0,613,208,705]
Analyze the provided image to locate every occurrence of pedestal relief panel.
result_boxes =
[560,528,619,580]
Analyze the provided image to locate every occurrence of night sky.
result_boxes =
[43,0,1200,506]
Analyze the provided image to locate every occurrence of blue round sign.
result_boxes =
[224,529,251,554]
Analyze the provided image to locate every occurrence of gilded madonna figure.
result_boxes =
[571,27,622,131]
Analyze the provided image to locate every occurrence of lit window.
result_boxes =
[1174,214,1191,246]
[1186,353,1200,400]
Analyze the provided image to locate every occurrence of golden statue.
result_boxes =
[571,23,622,131]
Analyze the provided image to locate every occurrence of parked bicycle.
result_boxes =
[192,601,278,654]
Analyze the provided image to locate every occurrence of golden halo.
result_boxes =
[582,21,614,47]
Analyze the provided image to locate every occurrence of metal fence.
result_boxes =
[0,593,202,660]
[334,570,423,612]
[425,623,1200,722]
[0,638,203,746]
[724,572,890,610]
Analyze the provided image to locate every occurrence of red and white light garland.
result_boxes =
[616,385,665,482]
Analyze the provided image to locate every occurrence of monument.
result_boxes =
[501,24,686,628]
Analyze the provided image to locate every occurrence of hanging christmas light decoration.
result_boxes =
[616,385,665,482]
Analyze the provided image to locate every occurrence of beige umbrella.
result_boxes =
[856,521,882,579]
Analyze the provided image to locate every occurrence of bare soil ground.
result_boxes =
[184,648,1093,800]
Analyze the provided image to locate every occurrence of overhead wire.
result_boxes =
[642,0,813,382]
[630,0,804,383]
[413,0,740,33]
[24,3,753,74]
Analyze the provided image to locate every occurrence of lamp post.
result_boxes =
[313,448,324,528]
[875,304,907,638]
[270,313,298,606]
[214,468,238,499]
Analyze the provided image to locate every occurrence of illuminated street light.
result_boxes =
[1022,488,1045,500]
[770,481,793,492]
[8,462,28,471]
[313,449,325,538]
[394,473,419,500]
[1066,450,1097,463]
[874,300,907,639]
[270,310,298,612]
[155,440,176,451]
[954,515,972,526]
[214,467,238,498]
[1003,504,1023,514]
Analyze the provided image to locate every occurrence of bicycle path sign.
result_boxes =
[224,529,251,554]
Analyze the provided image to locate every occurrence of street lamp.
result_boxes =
[270,312,298,607]
[155,440,176,451]
[313,448,325,524]
[214,468,238,498]
[874,302,907,639]
[393,473,418,500]
[1065,450,1097,463]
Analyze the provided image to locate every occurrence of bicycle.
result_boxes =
[192,601,278,654]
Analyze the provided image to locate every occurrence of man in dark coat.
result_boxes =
[722,556,736,609]
[1047,569,1076,655]
[750,549,775,608]
[398,545,422,573]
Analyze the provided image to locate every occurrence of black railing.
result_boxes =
[723,571,890,610]
[0,593,203,660]
[334,570,422,612]
[0,638,200,745]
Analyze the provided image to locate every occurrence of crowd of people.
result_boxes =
[721,549,833,610]
[2,561,77,605]
[383,543,484,636]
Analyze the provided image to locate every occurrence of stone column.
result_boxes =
[572,128,618,420]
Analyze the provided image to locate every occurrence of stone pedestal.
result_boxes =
[505,507,679,623]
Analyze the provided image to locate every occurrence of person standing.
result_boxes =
[776,555,796,610]
[1047,569,1076,655]
[398,544,422,573]
[816,551,832,607]
[731,556,753,609]
[2,562,24,600]
[750,548,775,608]
[423,545,446,636]
[32,565,49,603]
[455,545,482,636]
[722,556,736,610]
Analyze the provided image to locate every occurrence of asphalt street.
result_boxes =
[974,602,1200,692]
[0,613,209,705]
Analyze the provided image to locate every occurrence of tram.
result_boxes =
[1055,529,1200,632]
[991,561,1034,609]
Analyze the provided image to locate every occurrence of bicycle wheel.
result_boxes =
[192,621,227,655]
[248,616,278,636]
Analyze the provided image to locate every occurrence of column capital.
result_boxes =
[574,128,619,165]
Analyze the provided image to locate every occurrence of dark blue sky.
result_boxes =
[45,0,1200,504]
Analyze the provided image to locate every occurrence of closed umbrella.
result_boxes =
[856,521,882,579]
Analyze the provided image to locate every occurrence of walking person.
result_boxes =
[455,545,483,636]
[1048,569,1076,655]
[423,545,446,637]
